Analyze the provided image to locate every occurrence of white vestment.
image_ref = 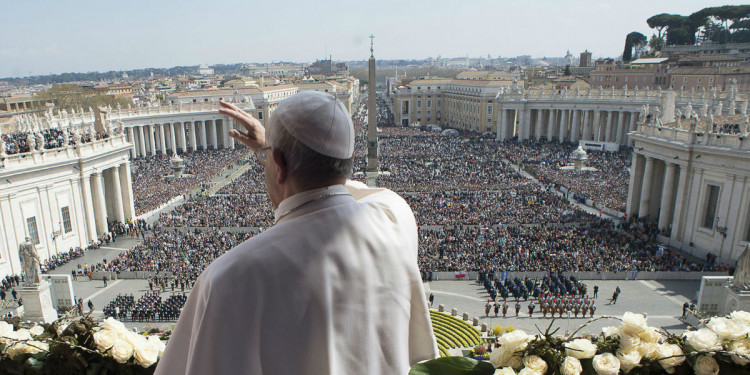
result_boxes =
[155,181,437,375]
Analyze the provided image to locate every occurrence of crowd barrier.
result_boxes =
[429,271,728,281]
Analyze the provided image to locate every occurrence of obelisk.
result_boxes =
[366,34,379,187]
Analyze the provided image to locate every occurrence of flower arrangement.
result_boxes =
[0,316,168,374]
[410,311,750,375]
[466,345,491,361]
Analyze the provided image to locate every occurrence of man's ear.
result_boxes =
[271,149,287,185]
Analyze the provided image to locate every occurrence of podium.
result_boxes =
[18,281,58,323]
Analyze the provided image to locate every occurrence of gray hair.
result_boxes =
[266,122,352,183]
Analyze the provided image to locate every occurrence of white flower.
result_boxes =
[24,340,48,355]
[5,342,28,360]
[12,329,32,341]
[592,353,620,375]
[147,335,166,357]
[656,343,686,374]
[100,317,127,333]
[730,311,750,325]
[518,369,542,375]
[728,338,750,365]
[618,331,642,351]
[638,327,663,344]
[0,321,14,343]
[508,355,524,371]
[494,368,517,375]
[616,349,642,372]
[707,316,750,342]
[560,356,582,375]
[133,339,160,368]
[490,347,514,368]
[565,338,597,359]
[56,323,68,336]
[523,355,547,374]
[122,330,147,349]
[684,328,722,352]
[637,341,657,359]
[621,312,648,336]
[93,328,118,352]
[601,326,619,338]
[28,325,44,337]
[497,330,533,353]
[110,339,134,364]
[693,354,719,375]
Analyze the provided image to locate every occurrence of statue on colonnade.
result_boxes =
[19,237,42,286]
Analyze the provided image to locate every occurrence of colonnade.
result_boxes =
[79,163,135,240]
[125,119,236,158]
[497,107,640,145]
[626,153,683,234]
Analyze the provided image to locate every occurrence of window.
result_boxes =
[61,207,73,233]
[703,185,720,229]
[27,217,40,245]
[258,112,263,120]
[487,118,492,123]
[487,106,493,115]
[417,100,422,108]
[437,100,441,107]
[427,100,432,107]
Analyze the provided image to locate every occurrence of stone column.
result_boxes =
[119,163,135,220]
[497,108,506,141]
[638,157,655,219]
[592,110,602,141]
[201,120,209,150]
[546,109,556,141]
[127,127,135,158]
[137,126,147,156]
[91,172,108,236]
[582,110,591,141]
[148,125,157,156]
[628,112,638,146]
[189,122,197,151]
[170,123,178,155]
[615,111,625,145]
[109,167,125,223]
[626,154,644,217]
[535,110,544,140]
[658,162,678,232]
[571,110,580,143]
[159,124,167,154]
[519,109,528,140]
[227,120,235,149]
[209,120,218,149]
[558,109,568,142]
[670,166,689,240]
[179,122,187,153]
[605,111,614,142]
[80,174,98,242]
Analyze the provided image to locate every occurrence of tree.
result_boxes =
[648,35,665,53]
[623,32,647,63]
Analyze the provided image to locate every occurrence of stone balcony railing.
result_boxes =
[634,122,750,150]
[0,133,130,171]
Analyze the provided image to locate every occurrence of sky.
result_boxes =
[1,0,747,79]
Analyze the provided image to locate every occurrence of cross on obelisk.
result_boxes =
[366,34,379,183]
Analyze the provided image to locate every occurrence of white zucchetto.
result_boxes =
[269,91,355,159]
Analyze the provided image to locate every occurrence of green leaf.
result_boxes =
[409,357,496,375]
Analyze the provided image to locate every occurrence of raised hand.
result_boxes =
[219,100,266,151]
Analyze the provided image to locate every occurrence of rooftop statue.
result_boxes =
[19,237,41,286]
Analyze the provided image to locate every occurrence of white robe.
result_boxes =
[155,181,437,375]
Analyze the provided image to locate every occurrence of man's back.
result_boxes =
[156,184,437,374]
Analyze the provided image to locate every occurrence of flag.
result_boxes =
[454,271,467,279]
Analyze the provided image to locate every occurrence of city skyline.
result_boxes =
[1,0,747,79]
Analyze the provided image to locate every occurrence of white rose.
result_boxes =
[621,312,648,336]
[490,347,514,368]
[110,339,134,364]
[693,354,719,375]
[24,340,48,355]
[601,326,619,338]
[29,325,44,337]
[123,330,147,349]
[147,335,166,356]
[565,338,597,359]
[93,328,118,352]
[638,327,662,344]
[101,317,127,333]
[656,343,686,374]
[707,316,750,342]
[592,353,620,375]
[684,328,722,352]
[5,342,28,360]
[616,349,642,372]
[523,355,548,374]
[637,341,657,359]
[56,323,68,336]
[518,369,542,375]
[11,329,32,342]
[729,338,750,365]
[0,321,14,343]
[498,330,533,353]
[494,368,517,375]
[560,356,582,375]
[133,339,160,368]
[508,355,524,371]
[618,332,642,351]
[730,310,750,325]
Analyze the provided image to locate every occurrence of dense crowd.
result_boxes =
[130,148,248,215]
[40,247,86,273]
[1,128,109,155]
[157,195,273,228]
[500,140,630,212]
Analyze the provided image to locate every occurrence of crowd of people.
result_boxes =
[157,195,273,228]
[40,247,86,273]
[103,292,187,322]
[1,128,109,155]
[130,148,248,215]
[499,140,631,212]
